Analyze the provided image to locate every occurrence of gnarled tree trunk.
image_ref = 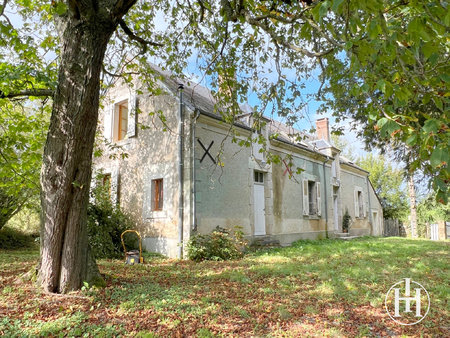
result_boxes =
[38,2,134,293]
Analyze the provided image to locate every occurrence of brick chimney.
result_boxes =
[316,118,330,142]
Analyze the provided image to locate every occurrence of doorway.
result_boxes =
[253,171,266,236]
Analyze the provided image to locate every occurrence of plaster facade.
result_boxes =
[94,71,384,258]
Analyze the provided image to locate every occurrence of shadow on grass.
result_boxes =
[1,237,448,336]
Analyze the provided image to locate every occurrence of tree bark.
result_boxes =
[407,174,418,238]
[38,3,127,293]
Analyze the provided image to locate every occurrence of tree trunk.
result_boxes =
[38,7,120,293]
[407,174,418,238]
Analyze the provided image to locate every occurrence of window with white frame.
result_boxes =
[151,178,164,211]
[94,168,119,205]
[114,100,128,142]
[103,90,137,143]
[354,187,365,218]
[254,171,264,184]
[302,179,321,216]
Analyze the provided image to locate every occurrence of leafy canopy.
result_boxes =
[0,101,49,228]
[0,0,448,203]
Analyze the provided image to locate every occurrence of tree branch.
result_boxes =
[0,0,8,16]
[118,18,163,54]
[244,13,334,58]
[0,89,54,99]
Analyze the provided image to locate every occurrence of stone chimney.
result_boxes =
[316,118,330,142]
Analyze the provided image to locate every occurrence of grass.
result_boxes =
[0,237,448,337]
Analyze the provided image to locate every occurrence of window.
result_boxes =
[354,187,365,218]
[114,100,128,141]
[104,90,136,143]
[95,168,119,205]
[308,181,317,215]
[152,179,163,211]
[254,171,264,184]
[358,191,363,217]
[303,179,321,216]
[102,173,111,199]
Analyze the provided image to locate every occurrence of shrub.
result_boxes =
[186,226,248,261]
[87,182,136,259]
[342,209,351,233]
[0,226,37,249]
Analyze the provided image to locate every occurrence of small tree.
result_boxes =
[356,153,409,220]
[342,209,351,233]
[0,102,49,230]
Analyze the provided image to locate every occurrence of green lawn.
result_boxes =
[0,237,448,337]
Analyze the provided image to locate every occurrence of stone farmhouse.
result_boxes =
[93,66,383,258]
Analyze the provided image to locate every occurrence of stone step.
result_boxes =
[251,236,281,247]
[334,232,360,240]
[335,232,350,237]
[337,236,360,240]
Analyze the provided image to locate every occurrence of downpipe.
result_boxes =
[178,84,184,259]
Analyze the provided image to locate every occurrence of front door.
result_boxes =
[253,171,266,236]
[333,195,339,231]
[372,211,378,235]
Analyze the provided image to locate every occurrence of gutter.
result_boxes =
[366,176,373,235]
[192,109,200,232]
[177,84,184,259]
[322,160,329,238]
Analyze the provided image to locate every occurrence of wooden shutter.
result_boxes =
[354,188,359,218]
[104,104,114,142]
[362,191,366,218]
[303,179,309,215]
[127,89,137,138]
[152,179,164,211]
[316,182,322,217]
[111,167,119,206]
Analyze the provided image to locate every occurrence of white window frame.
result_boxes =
[103,89,137,143]
[354,186,366,218]
[303,179,321,217]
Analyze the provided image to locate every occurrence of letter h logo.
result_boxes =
[394,278,422,317]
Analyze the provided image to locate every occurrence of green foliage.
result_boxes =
[2,238,449,336]
[417,194,450,237]
[5,207,40,234]
[0,226,37,249]
[356,153,409,220]
[330,134,356,162]
[87,179,136,259]
[316,0,449,203]
[0,102,49,229]
[186,226,248,261]
[342,209,351,233]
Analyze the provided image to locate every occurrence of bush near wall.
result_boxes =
[186,226,248,261]
[87,183,136,259]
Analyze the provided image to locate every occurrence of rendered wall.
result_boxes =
[339,165,372,236]
[194,115,252,235]
[94,82,193,258]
